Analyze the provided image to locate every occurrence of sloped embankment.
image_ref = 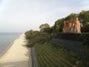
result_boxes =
[51,33,89,59]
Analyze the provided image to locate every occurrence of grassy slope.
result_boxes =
[35,42,77,67]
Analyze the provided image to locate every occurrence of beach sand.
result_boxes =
[0,34,32,67]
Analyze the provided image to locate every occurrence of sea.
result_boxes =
[0,33,21,56]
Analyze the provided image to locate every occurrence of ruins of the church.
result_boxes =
[63,17,81,33]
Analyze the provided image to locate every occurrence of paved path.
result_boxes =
[31,47,38,67]
[0,34,32,67]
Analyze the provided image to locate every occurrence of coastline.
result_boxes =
[0,38,18,58]
[0,34,20,57]
[0,34,32,67]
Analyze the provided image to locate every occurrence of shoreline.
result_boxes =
[0,34,32,67]
[0,38,18,58]
[0,34,21,57]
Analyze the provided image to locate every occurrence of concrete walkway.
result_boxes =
[0,34,32,67]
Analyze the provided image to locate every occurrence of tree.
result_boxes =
[25,30,39,39]
[39,23,50,32]
[82,24,89,32]
[65,13,78,20]
[78,10,89,24]
[53,18,64,32]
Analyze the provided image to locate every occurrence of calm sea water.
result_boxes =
[0,33,21,56]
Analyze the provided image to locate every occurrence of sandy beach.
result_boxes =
[0,34,32,67]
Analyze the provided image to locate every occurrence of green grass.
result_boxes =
[35,42,77,67]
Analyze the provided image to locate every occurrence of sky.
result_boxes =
[0,0,89,33]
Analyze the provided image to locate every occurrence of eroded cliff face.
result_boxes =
[63,17,81,33]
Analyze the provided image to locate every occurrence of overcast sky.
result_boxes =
[0,0,89,33]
